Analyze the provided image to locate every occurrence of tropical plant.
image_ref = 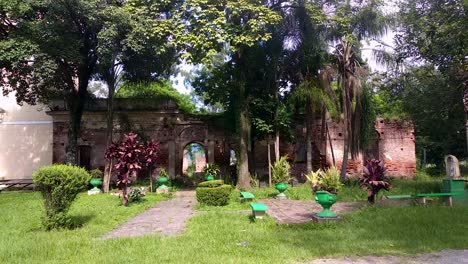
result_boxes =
[32,164,91,230]
[159,169,169,179]
[105,132,159,206]
[305,167,343,194]
[360,159,391,204]
[271,156,291,184]
[203,163,220,178]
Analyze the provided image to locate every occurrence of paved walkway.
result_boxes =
[260,199,363,224]
[103,190,196,239]
[305,250,468,264]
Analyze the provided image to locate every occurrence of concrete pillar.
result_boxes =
[208,140,215,164]
[168,141,175,179]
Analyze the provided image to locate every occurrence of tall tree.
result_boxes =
[96,0,179,192]
[177,0,281,189]
[0,0,126,164]
[396,0,467,157]
[324,0,390,180]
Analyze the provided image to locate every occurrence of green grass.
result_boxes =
[2,179,468,263]
[196,177,443,211]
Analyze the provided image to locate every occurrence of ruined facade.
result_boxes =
[47,99,416,182]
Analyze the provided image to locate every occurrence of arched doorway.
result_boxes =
[182,142,207,177]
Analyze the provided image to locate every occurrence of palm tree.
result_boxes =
[324,0,391,180]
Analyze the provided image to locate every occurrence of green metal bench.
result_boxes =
[250,202,267,219]
[415,192,463,206]
[386,192,463,206]
[240,191,255,202]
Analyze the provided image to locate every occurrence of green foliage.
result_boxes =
[32,165,91,230]
[116,81,196,113]
[203,163,220,177]
[89,169,103,180]
[379,67,466,165]
[159,169,169,178]
[198,180,224,188]
[306,167,343,194]
[271,156,292,183]
[129,188,145,203]
[397,0,466,72]
[359,83,377,148]
[196,185,232,206]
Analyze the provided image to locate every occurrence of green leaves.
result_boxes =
[175,0,281,63]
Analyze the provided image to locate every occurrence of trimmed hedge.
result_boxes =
[197,180,224,188]
[33,164,91,230]
[196,184,232,206]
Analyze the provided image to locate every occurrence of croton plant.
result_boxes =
[359,159,391,204]
[105,132,159,206]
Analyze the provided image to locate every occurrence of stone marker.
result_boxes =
[444,155,461,179]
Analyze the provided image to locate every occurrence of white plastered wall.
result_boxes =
[0,93,52,180]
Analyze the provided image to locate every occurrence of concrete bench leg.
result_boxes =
[447,196,453,207]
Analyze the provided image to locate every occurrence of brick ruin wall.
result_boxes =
[50,110,416,181]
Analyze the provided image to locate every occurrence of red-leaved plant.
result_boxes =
[105,132,159,205]
[359,159,391,204]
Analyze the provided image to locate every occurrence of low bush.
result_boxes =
[129,188,145,203]
[198,180,224,188]
[32,164,91,230]
[196,184,232,206]
[89,169,103,179]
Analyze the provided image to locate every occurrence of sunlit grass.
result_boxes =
[1,177,467,264]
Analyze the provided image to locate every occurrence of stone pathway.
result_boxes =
[103,190,196,239]
[260,199,363,224]
[305,250,468,264]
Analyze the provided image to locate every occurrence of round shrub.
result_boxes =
[33,164,91,230]
[196,184,232,206]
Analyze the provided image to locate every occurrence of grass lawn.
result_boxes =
[1,178,468,264]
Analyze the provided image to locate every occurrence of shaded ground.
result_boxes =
[260,198,364,224]
[305,250,468,264]
[103,190,196,239]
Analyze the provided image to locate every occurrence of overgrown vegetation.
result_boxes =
[32,165,91,230]
[116,81,197,114]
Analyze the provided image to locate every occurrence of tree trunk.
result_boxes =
[367,190,375,204]
[122,172,129,206]
[65,90,86,165]
[327,123,336,166]
[237,105,251,189]
[306,98,313,174]
[103,83,115,193]
[340,39,352,181]
[268,138,272,187]
[340,105,350,181]
[275,131,280,162]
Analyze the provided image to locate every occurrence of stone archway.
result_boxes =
[182,142,207,177]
